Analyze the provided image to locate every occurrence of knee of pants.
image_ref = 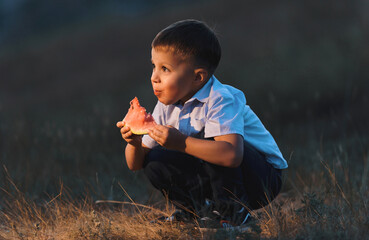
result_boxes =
[143,160,170,190]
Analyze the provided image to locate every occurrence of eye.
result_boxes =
[162,66,169,72]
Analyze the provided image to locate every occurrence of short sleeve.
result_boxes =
[204,91,245,138]
[142,101,164,149]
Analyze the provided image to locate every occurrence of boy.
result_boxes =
[116,19,288,228]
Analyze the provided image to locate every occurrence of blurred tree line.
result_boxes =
[0,0,193,45]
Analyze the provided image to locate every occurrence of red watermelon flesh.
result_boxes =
[123,97,157,135]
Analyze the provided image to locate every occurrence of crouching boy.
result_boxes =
[117,19,288,229]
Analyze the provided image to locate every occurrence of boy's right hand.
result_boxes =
[116,121,142,147]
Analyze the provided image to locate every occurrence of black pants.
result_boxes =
[143,141,282,213]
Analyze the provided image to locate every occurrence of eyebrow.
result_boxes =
[151,59,174,68]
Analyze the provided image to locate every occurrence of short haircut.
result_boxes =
[152,19,221,76]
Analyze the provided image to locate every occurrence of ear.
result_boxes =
[194,68,208,86]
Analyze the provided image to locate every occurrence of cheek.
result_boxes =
[164,80,181,94]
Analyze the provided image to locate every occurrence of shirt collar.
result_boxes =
[186,75,214,104]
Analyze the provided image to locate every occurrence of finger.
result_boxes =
[148,128,156,138]
[147,130,153,140]
[148,131,156,142]
[123,130,133,139]
[153,124,168,133]
[121,126,130,134]
[116,121,123,128]
[148,129,160,143]
[151,126,165,137]
[125,131,133,138]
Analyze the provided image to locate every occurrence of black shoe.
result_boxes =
[198,207,252,232]
[197,198,216,219]
[225,206,251,226]
[219,207,251,227]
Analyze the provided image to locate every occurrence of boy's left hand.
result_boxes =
[148,125,187,151]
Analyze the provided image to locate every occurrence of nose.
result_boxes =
[151,69,160,83]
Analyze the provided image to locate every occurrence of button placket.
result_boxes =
[178,105,190,134]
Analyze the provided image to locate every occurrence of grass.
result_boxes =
[0,184,192,239]
[1,129,368,239]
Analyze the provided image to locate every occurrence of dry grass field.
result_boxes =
[1,0,369,239]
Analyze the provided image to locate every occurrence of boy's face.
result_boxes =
[151,47,199,105]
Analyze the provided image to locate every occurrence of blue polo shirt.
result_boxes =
[142,76,288,169]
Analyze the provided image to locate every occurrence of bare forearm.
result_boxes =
[148,125,243,168]
[178,136,243,167]
[125,144,146,171]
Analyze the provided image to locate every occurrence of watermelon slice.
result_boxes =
[122,97,157,135]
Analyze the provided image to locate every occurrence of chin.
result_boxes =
[157,97,176,106]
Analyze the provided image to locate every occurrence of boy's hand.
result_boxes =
[148,125,186,151]
[116,121,142,147]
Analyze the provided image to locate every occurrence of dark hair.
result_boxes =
[152,19,221,76]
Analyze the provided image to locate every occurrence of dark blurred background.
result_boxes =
[1,0,368,203]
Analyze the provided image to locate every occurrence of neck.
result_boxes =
[179,80,209,105]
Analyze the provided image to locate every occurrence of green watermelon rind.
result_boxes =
[122,123,149,135]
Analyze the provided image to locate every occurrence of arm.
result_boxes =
[148,125,244,168]
[125,142,150,171]
[117,121,150,171]
[185,134,244,167]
